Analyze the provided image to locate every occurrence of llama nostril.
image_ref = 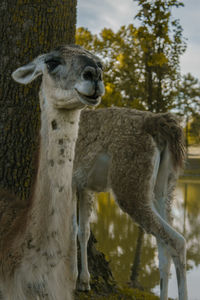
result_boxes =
[83,70,93,81]
[82,66,102,82]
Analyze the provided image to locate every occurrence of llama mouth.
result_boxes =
[76,89,100,106]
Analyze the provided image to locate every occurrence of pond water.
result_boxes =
[90,179,200,300]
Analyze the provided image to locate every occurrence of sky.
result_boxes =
[77,0,200,79]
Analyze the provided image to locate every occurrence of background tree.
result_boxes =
[76,0,188,291]
[76,0,186,112]
[76,25,144,108]
[134,0,186,112]
[190,114,200,144]
[176,73,200,152]
[130,0,186,283]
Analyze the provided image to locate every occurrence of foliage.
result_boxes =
[91,193,159,290]
[190,114,200,144]
[76,25,143,109]
[176,73,200,147]
[176,73,200,117]
[134,0,186,112]
[76,0,186,112]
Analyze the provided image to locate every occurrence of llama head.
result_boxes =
[12,45,105,109]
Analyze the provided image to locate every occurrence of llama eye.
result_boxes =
[46,59,61,72]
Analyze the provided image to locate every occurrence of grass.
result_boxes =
[75,285,160,300]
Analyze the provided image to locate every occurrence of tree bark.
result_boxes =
[130,226,144,289]
[0,0,77,200]
[185,115,189,156]
[145,58,153,112]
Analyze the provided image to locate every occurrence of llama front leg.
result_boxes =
[172,249,187,300]
[77,190,94,291]
[68,188,78,290]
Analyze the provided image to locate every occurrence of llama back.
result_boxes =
[74,108,185,191]
[74,107,153,191]
[76,109,185,170]
[74,107,147,168]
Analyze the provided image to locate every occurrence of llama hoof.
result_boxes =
[77,281,91,292]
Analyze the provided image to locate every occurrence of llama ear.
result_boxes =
[12,54,46,85]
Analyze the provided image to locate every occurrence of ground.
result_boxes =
[75,286,160,300]
[75,230,161,299]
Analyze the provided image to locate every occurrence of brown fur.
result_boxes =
[73,107,188,298]
[74,106,186,230]
[0,189,27,277]
[74,107,185,178]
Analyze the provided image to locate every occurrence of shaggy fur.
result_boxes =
[73,107,188,300]
[0,45,104,300]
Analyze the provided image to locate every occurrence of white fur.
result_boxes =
[1,46,104,300]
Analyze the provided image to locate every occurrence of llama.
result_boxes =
[73,107,188,300]
[0,45,104,300]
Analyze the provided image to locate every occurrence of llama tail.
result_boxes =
[143,112,186,169]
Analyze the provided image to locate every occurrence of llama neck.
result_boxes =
[27,96,81,248]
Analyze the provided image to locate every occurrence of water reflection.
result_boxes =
[90,180,200,300]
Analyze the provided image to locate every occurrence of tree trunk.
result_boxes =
[145,59,153,112]
[130,226,144,289]
[185,115,189,156]
[0,0,77,201]
[156,70,163,113]
[183,183,188,236]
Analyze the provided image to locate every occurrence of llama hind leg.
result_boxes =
[126,148,187,300]
[146,149,187,299]
[77,189,94,291]
[128,195,187,300]
[150,207,187,300]
[152,149,187,300]
[154,147,173,300]
[156,238,171,300]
